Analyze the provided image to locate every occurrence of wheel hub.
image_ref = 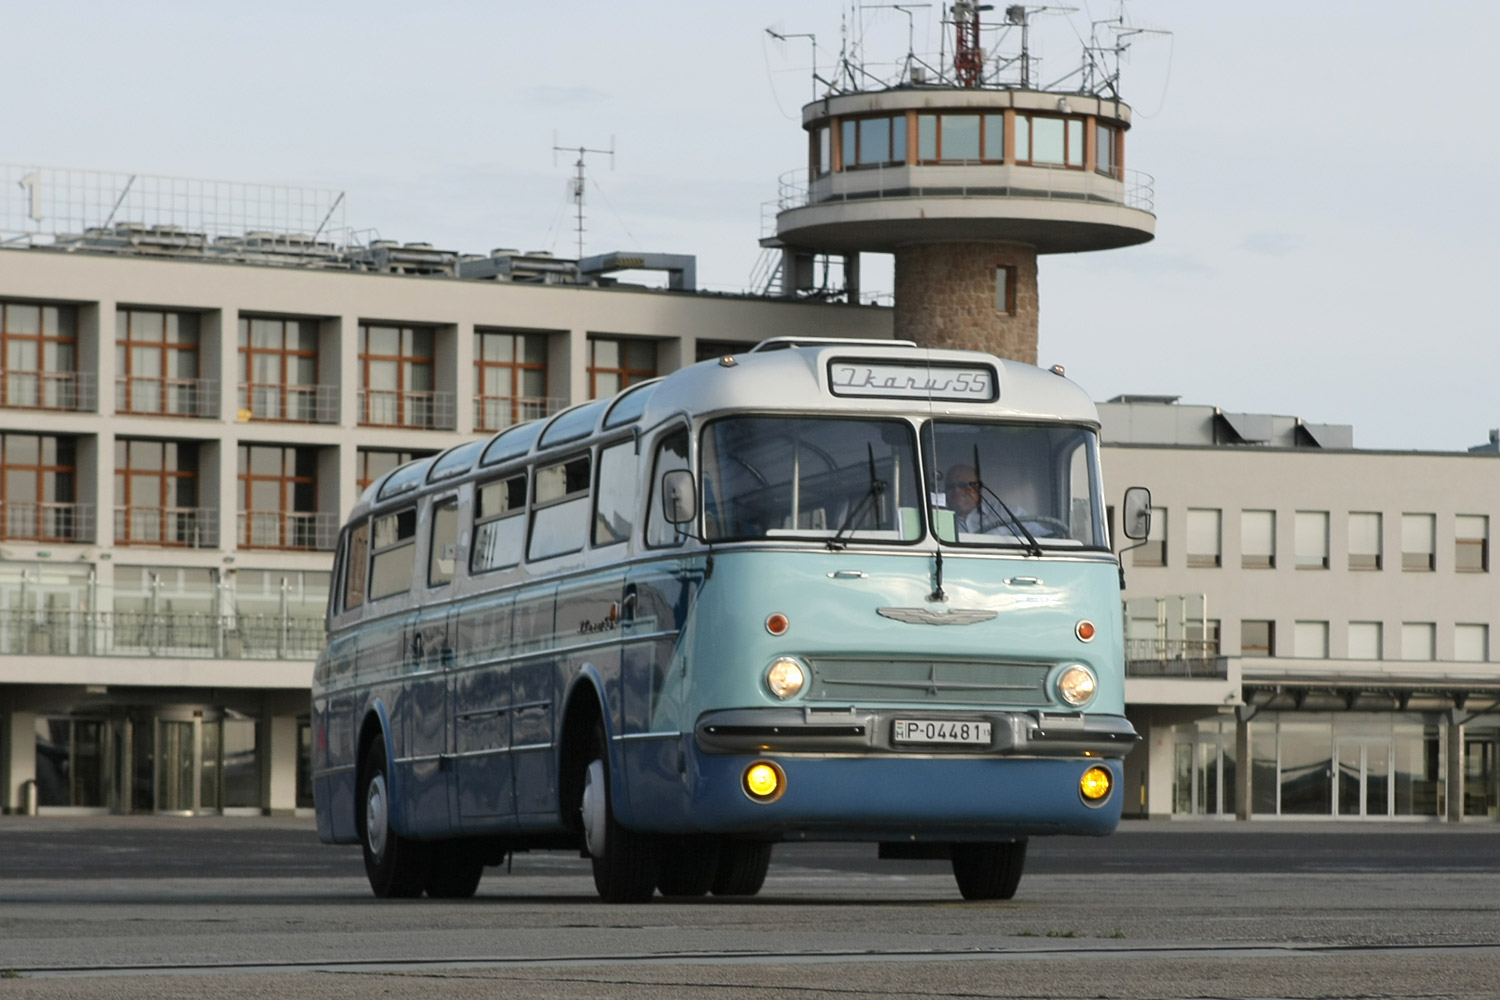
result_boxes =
[365,773,388,860]
[581,759,606,857]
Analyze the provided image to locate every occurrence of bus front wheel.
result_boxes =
[711,841,773,896]
[951,839,1027,900]
[359,738,429,898]
[581,723,660,903]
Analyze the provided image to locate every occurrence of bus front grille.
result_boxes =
[805,657,1051,705]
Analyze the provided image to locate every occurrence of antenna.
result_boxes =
[952,1,993,88]
[551,134,615,260]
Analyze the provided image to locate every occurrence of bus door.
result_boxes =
[621,561,700,741]
[452,591,516,828]
[403,605,453,837]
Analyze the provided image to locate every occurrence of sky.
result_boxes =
[4,0,1497,451]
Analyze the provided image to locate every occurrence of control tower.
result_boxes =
[769,3,1158,365]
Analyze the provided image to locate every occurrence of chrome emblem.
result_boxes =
[876,607,997,626]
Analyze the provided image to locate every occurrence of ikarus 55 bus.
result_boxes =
[312,338,1151,902]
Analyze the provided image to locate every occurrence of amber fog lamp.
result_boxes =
[765,613,789,636]
[1075,620,1097,642]
[743,761,785,802]
[1080,765,1113,803]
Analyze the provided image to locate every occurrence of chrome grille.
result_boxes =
[806,657,1050,705]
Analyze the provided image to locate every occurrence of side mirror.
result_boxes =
[1122,486,1152,541]
[661,469,697,525]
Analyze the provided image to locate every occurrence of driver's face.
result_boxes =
[945,476,979,515]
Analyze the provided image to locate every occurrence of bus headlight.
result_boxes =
[765,658,807,700]
[1080,765,1113,803]
[1056,665,1097,707]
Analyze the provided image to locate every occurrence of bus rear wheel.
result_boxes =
[951,839,1027,900]
[359,738,429,898]
[581,723,660,903]
[711,841,773,896]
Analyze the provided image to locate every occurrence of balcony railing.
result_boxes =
[358,389,456,430]
[0,502,94,542]
[1125,638,1226,679]
[1,370,96,411]
[236,510,339,551]
[115,377,218,418]
[236,383,339,423]
[0,608,325,660]
[474,394,564,432]
[113,507,219,547]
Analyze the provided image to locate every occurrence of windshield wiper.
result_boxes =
[828,443,886,551]
[974,447,1043,557]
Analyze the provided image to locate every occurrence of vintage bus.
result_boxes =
[312,338,1150,902]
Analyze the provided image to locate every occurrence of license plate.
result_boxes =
[893,719,992,746]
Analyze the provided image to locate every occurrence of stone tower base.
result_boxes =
[893,242,1039,365]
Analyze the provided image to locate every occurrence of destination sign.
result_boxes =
[828,360,997,402]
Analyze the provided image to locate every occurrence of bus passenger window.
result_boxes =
[529,455,591,561]
[473,473,527,573]
[593,442,637,547]
[369,508,418,600]
[646,428,689,548]
[343,521,369,610]
[428,498,459,587]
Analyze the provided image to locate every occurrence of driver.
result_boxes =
[943,463,1061,538]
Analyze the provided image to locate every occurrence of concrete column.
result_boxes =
[261,709,300,816]
[5,709,37,815]
[564,328,587,403]
[1447,714,1465,823]
[1143,717,1175,819]
[451,321,475,435]
[1234,711,1251,820]
[893,242,1039,364]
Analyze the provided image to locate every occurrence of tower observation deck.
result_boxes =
[769,4,1160,365]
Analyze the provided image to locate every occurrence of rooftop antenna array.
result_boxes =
[551,134,615,261]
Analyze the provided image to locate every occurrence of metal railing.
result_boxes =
[0,370,96,411]
[474,394,564,432]
[0,608,324,660]
[236,383,340,423]
[358,389,456,430]
[236,510,340,551]
[773,164,1156,218]
[115,377,218,418]
[0,502,94,542]
[1125,638,1226,679]
[113,507,218,548]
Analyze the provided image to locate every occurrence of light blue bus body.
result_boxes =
[313,340,1140,901]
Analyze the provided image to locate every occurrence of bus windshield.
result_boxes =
[926,421,1105,549]
[701,416,922,542]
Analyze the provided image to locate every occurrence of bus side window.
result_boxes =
[369,508,418,600]
[593,442,637,547]
[529,454,590,561]
[428,497,459,587]
[473,472,527,573]
[646,427,689,548]
[343,520,369,610]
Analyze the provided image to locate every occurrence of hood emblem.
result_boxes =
[877,607,997,626]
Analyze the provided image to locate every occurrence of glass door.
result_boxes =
[1335,740,1392,818]
[1465,734,1499,819]
[156,719,198,813]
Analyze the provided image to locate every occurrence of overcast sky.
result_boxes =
[6,1,1495,451]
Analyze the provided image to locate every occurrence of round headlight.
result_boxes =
[1056,665,1097,707]
[766,657,807,700]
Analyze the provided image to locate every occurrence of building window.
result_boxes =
[1241,509,1276,569]
[1185,508,1222,568]
[1293,620,1328,659]
[1014,114,1084,167]
[1095,121,1120,178]
[238,316,322,422]
[0,433,80,541]
[916,112,1003,163]
[356,449,433,495]
[475,330,549,431]
[1241,619,1274,657]
[237,445,321,550]
[116,309,202,416]
[1401,622,1436,661]
[1456,515,1489,573]
[114,439,203,546]
[588,337,656,398]
[1,300,79,410]
[1348,511,1382,570]
[840,114,907,168]
[359,324,437,428]
[1294,510,1329,569]
[994,266,1017,315]
[1455,623,1489,662]
[1131,506,1165,567]
[1348,621,1382,660]
[696,339,752,363]
[1401,513,1435,571]
[812,124,831,177]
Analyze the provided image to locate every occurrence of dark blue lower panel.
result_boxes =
[619,738,1122,841]
[315,772,359,844]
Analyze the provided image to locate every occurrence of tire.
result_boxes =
[424,842,484,899]
[950,839,1027,901]
[359,738,429,898]
[656,836,722,897]
[581,721,660,902]
[711,841,773,896]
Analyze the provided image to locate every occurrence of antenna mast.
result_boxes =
[552,135,615,260]
[952,1,991,87]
